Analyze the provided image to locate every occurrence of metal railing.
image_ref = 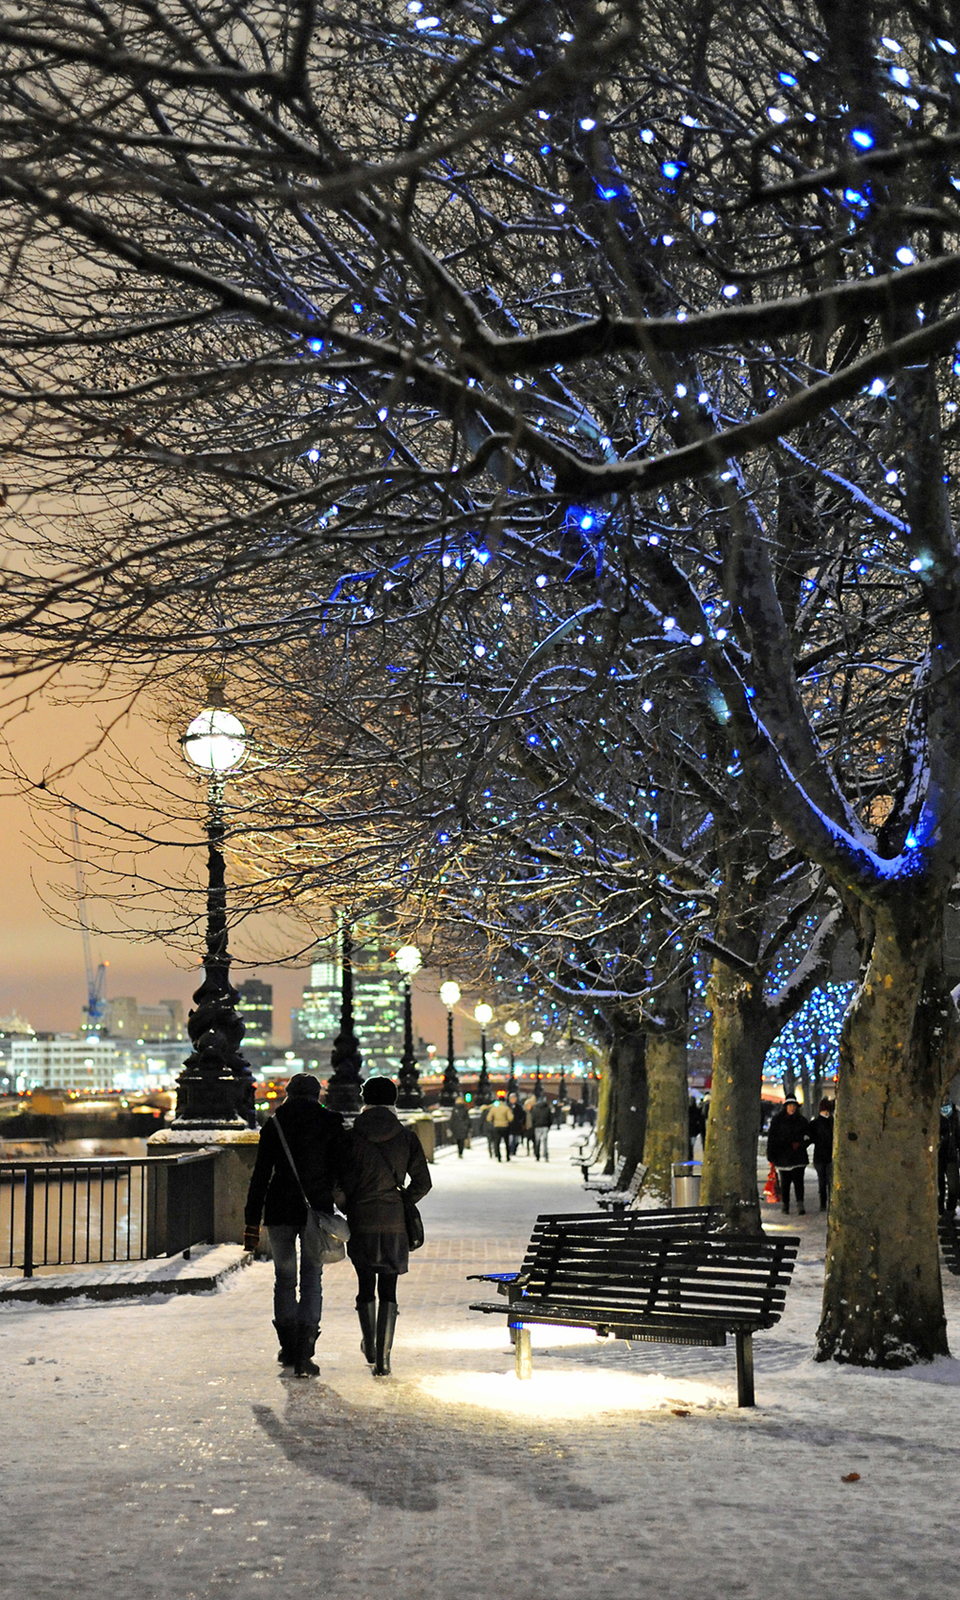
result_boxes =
[0,1151,217,1278]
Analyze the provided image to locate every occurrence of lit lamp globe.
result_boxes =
[183,707,248,774]
[440,980,461,1010]
[395,944,423,979]
[474,1003,493,1027]
[531,1030,544,1047]
[504,1020,520,1039]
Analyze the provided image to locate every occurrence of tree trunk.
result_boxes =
[595,1049,615,1168]
[700,959,767,1234]
[643,1029,690,1204]
[817,911,949,1366]
[611,1020,647,1177]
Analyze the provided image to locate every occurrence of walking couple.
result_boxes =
[243,1074,431,1379]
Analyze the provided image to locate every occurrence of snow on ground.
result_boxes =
[3,1125,960,1600]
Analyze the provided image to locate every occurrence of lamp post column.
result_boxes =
[325,926,364,1115]
[173,716,256,1128]
[395,944,425,1110]
[439,980,461,1106]
[474,1003,493,1105]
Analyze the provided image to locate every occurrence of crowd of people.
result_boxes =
[448,1089,596,1164]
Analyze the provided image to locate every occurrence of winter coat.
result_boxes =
[486,1100,513,1130]
[766,1108,812,1169]
[939,1107,960,1165]
[528,1099,553,1129]
[448,1103,471,1140]
[510,1100,526,1134]
[244,1097,348,1228]
[809,1112,835,1164]
[342,1105,432,1275]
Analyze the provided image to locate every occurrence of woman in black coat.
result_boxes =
[342,1075,432,1377]
[243,1074,347,1377]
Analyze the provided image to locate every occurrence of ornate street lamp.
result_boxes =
[325,926,364,1115]
[395,943,425,1109]
[474,1002,493,1104]
[173,702,256,1128]
[439,980,461,1106]
[504,1018,520,1096]
[531,1030,544,1097]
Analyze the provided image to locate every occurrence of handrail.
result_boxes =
[0,1151,217,1277]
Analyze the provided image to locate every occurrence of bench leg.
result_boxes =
[735,1331,755,1407]
[515,1325,532,1380]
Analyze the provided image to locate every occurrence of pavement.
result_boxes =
[3,1128,960,1600]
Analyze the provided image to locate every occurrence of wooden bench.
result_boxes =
[467,1208,799,1406]
[582,1153,628,1192]
[596,1162,647,1213]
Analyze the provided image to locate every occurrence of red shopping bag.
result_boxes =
[763,1163,781,1204]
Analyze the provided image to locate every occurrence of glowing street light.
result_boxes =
[395,944,424,1108]
[531,1029,545,1097]
[439,980,461,1106]
[474,1002,493,1104]
[504,1018,520,1095]
[173,696,255,1127]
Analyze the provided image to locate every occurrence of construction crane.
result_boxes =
[69,807,108,1037]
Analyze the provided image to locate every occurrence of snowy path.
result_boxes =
[3,1127,960,1600]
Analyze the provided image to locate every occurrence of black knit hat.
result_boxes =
[783,1093,798,1105]
[363,1075,399,1106]
[285,1072,321,1099]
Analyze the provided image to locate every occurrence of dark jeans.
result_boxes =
[456,1139,466,1158]
[939,1159,960,1215]
[778,1167,805,1210]
[493,1130,511,1161]
[814,1158,833,1210]
[355,1266,398,1304]
[267,1223,323,1325]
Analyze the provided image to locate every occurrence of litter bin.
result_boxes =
[671,1160,702,1208]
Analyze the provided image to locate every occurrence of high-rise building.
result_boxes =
[291,937,404,1073]
[236,979,273,1045]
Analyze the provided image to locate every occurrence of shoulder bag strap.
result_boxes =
[273,1117,313,1210]
[368,1133,407,1193]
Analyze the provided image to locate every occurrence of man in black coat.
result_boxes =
[244,1073,348,1377]
[809,1098,835,1212]
[765,1094,812,1215]
[938,1098,960,1216]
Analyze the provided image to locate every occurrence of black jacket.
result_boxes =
[766,1108,812,1168]
[244,1097,348,1227]
[342,1105,432,1233]
[809,1112,835,1163]
[529,1099,552,1129]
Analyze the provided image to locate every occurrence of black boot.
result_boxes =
[274,1318,299,1366]
[357,1300,377,1367]
[294,1323,320,1378]
[374,1300,398,1377]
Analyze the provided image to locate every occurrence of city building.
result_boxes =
[236,979,273,1045]
[101,996,185,1041]
[291,936,405,1073]
[12,1034,120,1091]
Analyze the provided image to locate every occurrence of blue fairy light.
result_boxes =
[661,160,683,179]
[850,128,875,148]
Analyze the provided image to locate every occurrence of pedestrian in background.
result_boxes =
[529,1094,552,1161]
[243,1073,347,1378]
[765,1094,812,1216]
[810,1097,835,1213]
[486,1093,514,1161]
[342,1076,432,1377]
[507,1091,526,1157]
[939,1098,960,1216]
[448,1095,471,1159]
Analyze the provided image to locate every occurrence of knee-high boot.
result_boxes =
[374,1300,398,1377]
[273,1318,299,1365]
[294,1323,320,1379]
[357,1300,377,1367]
